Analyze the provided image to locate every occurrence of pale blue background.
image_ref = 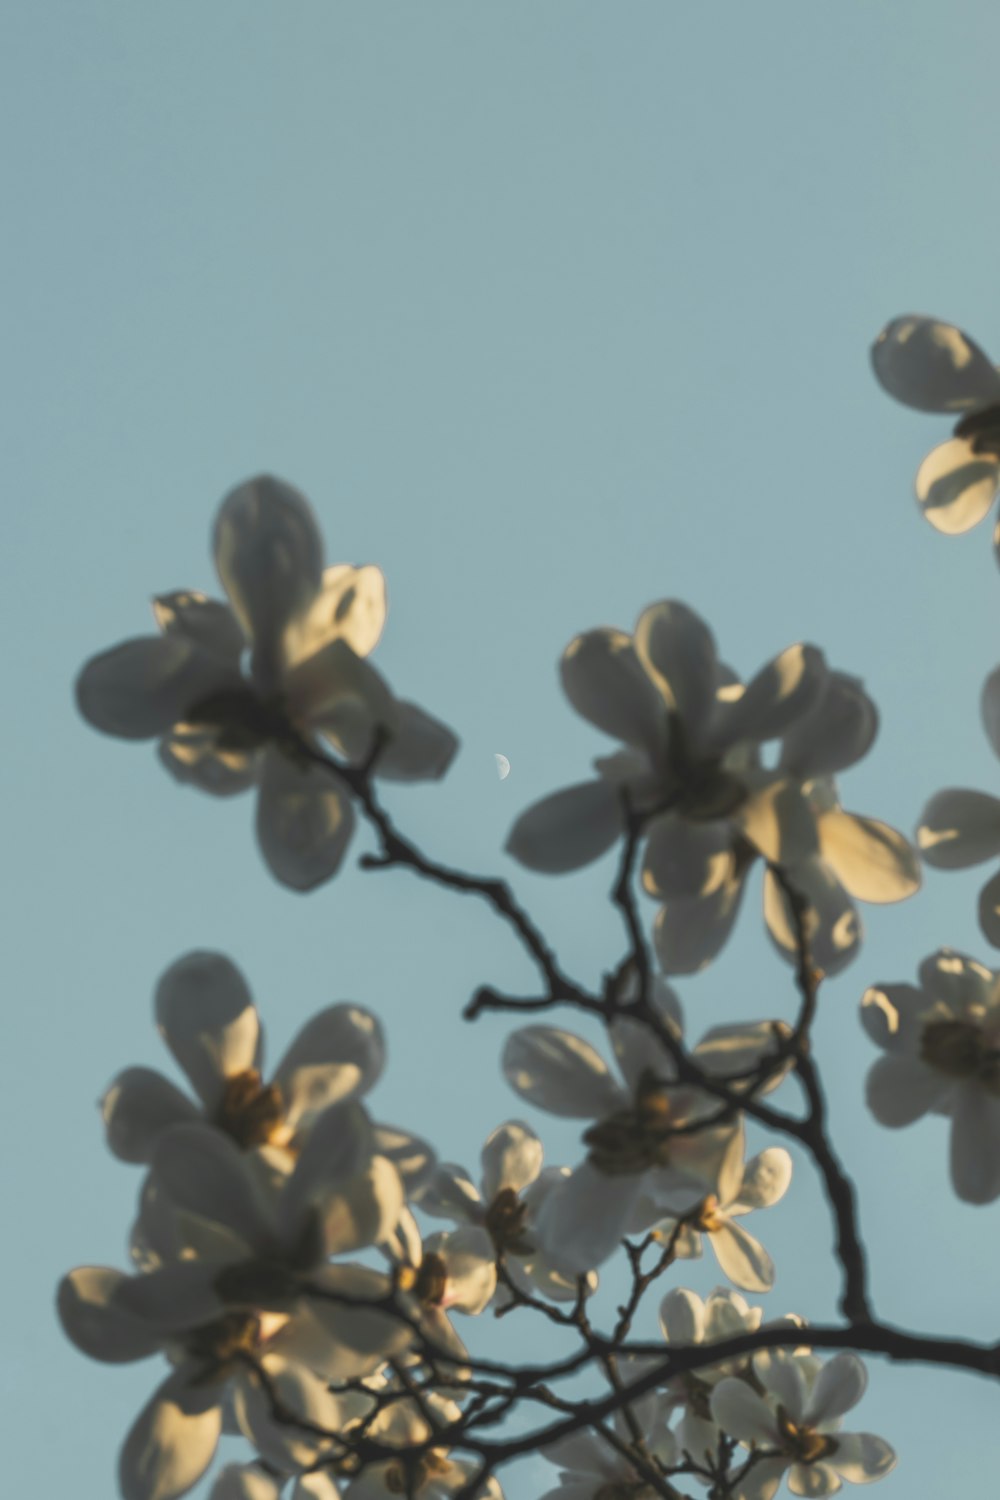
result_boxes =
[4,3,1000,1495]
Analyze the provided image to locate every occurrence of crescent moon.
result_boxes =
[495,753,511,781]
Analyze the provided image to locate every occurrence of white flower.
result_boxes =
[872,314,1000,539]
[416,1120,595,1303]
[506,600,829,972]
[101,950,386,1164]
[120,1105,412,1381]
[381,1206,496,1370]
[711,1349,895,1498]
[642,1147,793,1293]
[57,1262,350,1500]
[76,475,458,890]
[336,1392,504,1499]
[537,1394,677,1500]
[917,665,1000,951]
[658,1287,804,1470]
[501,981,787,1274]
[861,948,1000,1203]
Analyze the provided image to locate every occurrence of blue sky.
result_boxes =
[6,3,1000,1495]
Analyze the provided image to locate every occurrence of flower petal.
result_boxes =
[505,779,624,873]
[731,1148,793,1212]
[158,733,258,796]
[232,1354,342,1473]
[112,1262,228,1331]
[373,1122,438,1198]
[788,1462,841,1497]
[278,1100,375,1242]
[642,814,735,900]
[653,865,748,974]
[282,563,387,668]
[716,644,827,746]
[57,1267,164,1363]
[755,1349,807,1421]
[917,789,1000,867]
[152,592,246,663]
[481,1120,544,1199]
[871,315,1000,412]
[819,810,921,903]
[305,1263,412,1360]
[502,1027,624,1118]
[154,951,260,1113]
[534,1161,644,1274]
[950,1087,1000,1203]
[806,1353,867,1424]
[150,1124,273,1251]
[982,666,1000,761]
[101,1068,201,1163]
[289,637,400,739]
[780,673,878,778]
[859,983,928,1053]
[764,860,861,977]
[273,1005,385,1128]
[213,476,323,677]
[560,627,667,759]
[658,1286,706,1345]
[737,778,819,865]
[256,747,356,892]
[119,1368,222,1500]
[708,1220,775,1292]
[915,436,1000,534]
[426,1225,497,1313]
[369,700,458,782]
[210,1465,285,1500]
[76,636,240,741]
[633,600,719,745]
[865,1053,949,1127]
[709,1378,779,1443]
[828,1432,897,1483]
[978,866,1000,948]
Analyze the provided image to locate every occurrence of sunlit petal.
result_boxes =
[780,672,878,778]
[642,814,734,900]
[150,1125,273,1252]
[730,1148,793,1212]
[119,1370,222,1500]
[916,437,1000,533]
[829,1433,897,1483]
[502,1027,625,1118]
[658,1286,706,1345]
[715,644,826,745]
[154,951,260,1112]
[978,866,1000,948]
[709,1221,774,1292]
[480,1120,544,1199]
[764,860,861,977]
[535,1161,644,1273]
[159,734,258,796]
[232,1354,342,1473]
[709,1378,779,1443]
[282,563,387,668]
[633,600,719,744]
[819,810,920,903]
[737,778,819,865]
[560,627,667,759]
[273,1005,385,1128]
[210,1465,284,1500]
[871,315,1000,412]
[806,1353,867,1424]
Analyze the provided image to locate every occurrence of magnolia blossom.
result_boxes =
[101,950,386,1164]
[506,601,828,968]
[381,1206,496,1370]
[658,1287,805,1468]
[641,1147,793,1293]
[76,475,458,890]
[871,314,1000,540]
[506,602,914,974]
[416,1120,595,1303]
[538,1394,677,1500]
[711,1349,895,1498]
[917,666,1000,950]
[861,948,1000,1203]
[119,1106,413,1382]
[501,979,790,1273]
[332,1392,504,1500]
[57,1263,351,1500]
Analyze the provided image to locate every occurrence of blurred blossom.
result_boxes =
[75,475,458,890]
[872,314,1000,544]
[862,948,1000,1203]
